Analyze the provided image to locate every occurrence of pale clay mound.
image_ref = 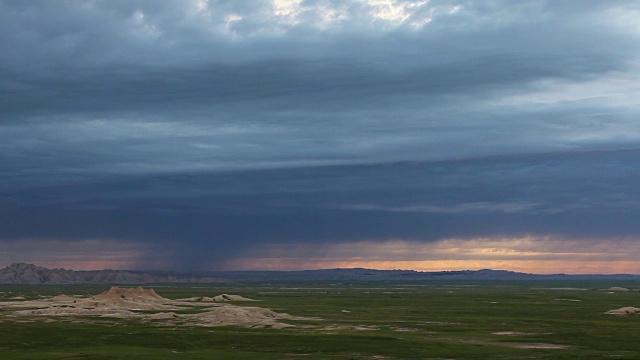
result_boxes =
[492,331,534,336]
[607,287,630,292]
[176,296,216,302]
[605,307,640,315]
[95,286,165,301]
[505,343,571,349]
[213,294,255,301]
[176,294,255,302]
[186,306,297,328]
[0,286,302,328]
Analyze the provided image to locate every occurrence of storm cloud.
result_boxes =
[1,0,639,271]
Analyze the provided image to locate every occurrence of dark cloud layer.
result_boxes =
[2,148,639,269]
[1,0,639,270]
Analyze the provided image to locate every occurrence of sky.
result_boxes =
[1,0,639,273]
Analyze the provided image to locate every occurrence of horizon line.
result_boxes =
[4,263,640,277]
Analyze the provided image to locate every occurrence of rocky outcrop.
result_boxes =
[0,286,305,328]
[0,263,55,283]
[605,307,640,315]
[0,263,165,284]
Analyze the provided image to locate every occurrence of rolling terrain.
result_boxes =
[3,263,640,284]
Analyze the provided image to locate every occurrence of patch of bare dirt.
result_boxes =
[505,343,571,349]
[492,331,535,336]
[321,324,379,331]
[393,327,418,332]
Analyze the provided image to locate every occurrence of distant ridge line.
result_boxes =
[1,263,639,284]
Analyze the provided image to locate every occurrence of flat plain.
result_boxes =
[1,281,639,359]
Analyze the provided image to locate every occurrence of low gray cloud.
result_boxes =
[2,148,639,269]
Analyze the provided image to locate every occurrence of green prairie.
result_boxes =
[1,281,639,359]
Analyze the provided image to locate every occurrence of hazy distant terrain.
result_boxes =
[0,263,219,284]
[3,263,640,284]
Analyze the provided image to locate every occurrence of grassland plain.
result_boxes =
[1,281,640,359]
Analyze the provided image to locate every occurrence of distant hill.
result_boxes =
[204,268,640,282]
[1,263,639,284]
[0,263,219,284]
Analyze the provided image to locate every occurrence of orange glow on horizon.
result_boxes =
[222,258,640,274]
[222,236,640,274]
